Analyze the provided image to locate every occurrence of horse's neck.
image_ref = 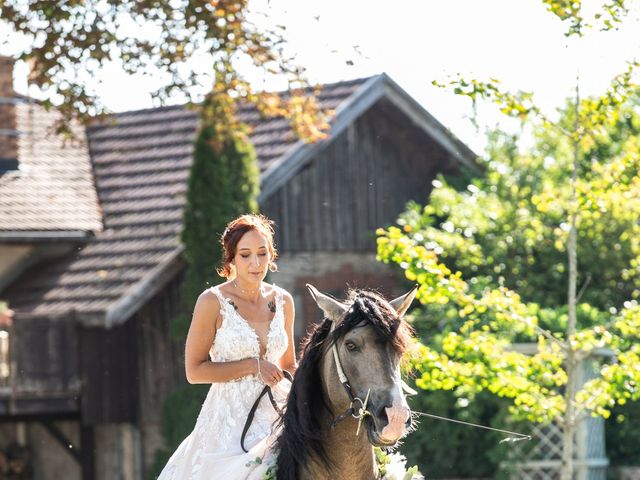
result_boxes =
[304,414,379,480]
[304,341,379,479]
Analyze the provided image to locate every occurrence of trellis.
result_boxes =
[507,345,610,480]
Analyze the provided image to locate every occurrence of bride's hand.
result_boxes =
[257,359,284,387]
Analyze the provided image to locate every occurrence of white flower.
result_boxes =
[381,453,409,480]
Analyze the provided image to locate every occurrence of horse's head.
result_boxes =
[307,284,417,448]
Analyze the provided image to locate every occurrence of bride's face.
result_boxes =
[233,229,270,284]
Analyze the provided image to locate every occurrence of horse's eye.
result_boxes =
[344,341,358,351]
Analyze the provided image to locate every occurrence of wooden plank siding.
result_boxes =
[79,319,139,425]
[0,317,81,416]
[78,273,185,426]
[135,273,185,427]
[262,98,451,253]
[12,318,79,395]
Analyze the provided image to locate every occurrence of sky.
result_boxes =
[3,0,640,153]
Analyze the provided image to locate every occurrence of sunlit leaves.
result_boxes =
[378,205,640,424]
[1,0,329,141]
[542,0,630,36]
[377,84,640,428]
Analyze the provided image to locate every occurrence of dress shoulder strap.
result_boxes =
[273,284,285,316]
[209,286,232,327]
[209,286,225,304]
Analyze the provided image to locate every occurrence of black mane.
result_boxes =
[275,318,333,480]
[275,289,412,480]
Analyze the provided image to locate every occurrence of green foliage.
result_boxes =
[378,88,640,471]
[541,0,629,36]
[1,1,294,135]
[403,390,510,478]
[396,99,640,311]
[606,400,640,466]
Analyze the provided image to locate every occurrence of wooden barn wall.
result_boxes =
[135,272,186,471]
[78,273,185,427]
[262,98,451,253]
[12,317,78,395]
[80,319,139,425]
[136,272,185,426]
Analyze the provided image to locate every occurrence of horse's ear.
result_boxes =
[306,284,348,322]
[390,285,419,318]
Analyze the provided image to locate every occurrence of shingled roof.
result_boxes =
[3,74,477,327]
[2,77,375,325]
[0,100,102,234]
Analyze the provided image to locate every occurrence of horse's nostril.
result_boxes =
[375,404,391,424]
[405,415,412,428]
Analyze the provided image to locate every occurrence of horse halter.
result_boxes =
[328,321,372,430]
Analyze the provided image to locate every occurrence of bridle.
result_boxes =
[326,322,373,430]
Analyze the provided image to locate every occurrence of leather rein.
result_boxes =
[241,368,293,453]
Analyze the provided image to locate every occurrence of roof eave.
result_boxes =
[0,230,94,243]
[378,73,480,173]
[9,247,186,329]
[99,246,186,329]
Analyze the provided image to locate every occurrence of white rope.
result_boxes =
[412,411,532,443]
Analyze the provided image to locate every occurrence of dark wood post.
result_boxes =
[81,425,95,480]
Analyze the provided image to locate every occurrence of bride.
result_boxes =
[158,214,296,480]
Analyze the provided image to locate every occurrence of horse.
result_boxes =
[274,284,419,480]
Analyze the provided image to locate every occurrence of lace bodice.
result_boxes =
[209,285,288,365]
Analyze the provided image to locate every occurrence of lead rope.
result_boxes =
[411,410,531,443]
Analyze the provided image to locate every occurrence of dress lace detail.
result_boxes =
[158,285,289,480]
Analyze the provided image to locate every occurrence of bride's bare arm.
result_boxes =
[279,291,297,375]
[184,290,258,384]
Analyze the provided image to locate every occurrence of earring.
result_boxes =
[269,262,278,273]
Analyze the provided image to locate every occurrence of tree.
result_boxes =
[147,92,260,478]
[378,2,640,478]
[0,0,328,141]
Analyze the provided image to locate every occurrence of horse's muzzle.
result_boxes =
[367,405,411,446]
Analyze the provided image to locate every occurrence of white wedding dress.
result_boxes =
[158,285,289,480]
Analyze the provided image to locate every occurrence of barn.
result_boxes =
[0,55,476,479]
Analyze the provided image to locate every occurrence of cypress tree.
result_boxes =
[148,93,259,478]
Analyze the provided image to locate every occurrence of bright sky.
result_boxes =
[4,0,640,153]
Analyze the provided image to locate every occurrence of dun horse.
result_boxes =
[275,284,418,480]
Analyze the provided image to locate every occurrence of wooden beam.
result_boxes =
[41,420,82,464]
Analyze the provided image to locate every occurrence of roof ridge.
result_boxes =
[95,75,377,120]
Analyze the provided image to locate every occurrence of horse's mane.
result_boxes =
[275,289,414,480]
[331,289,413,355]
